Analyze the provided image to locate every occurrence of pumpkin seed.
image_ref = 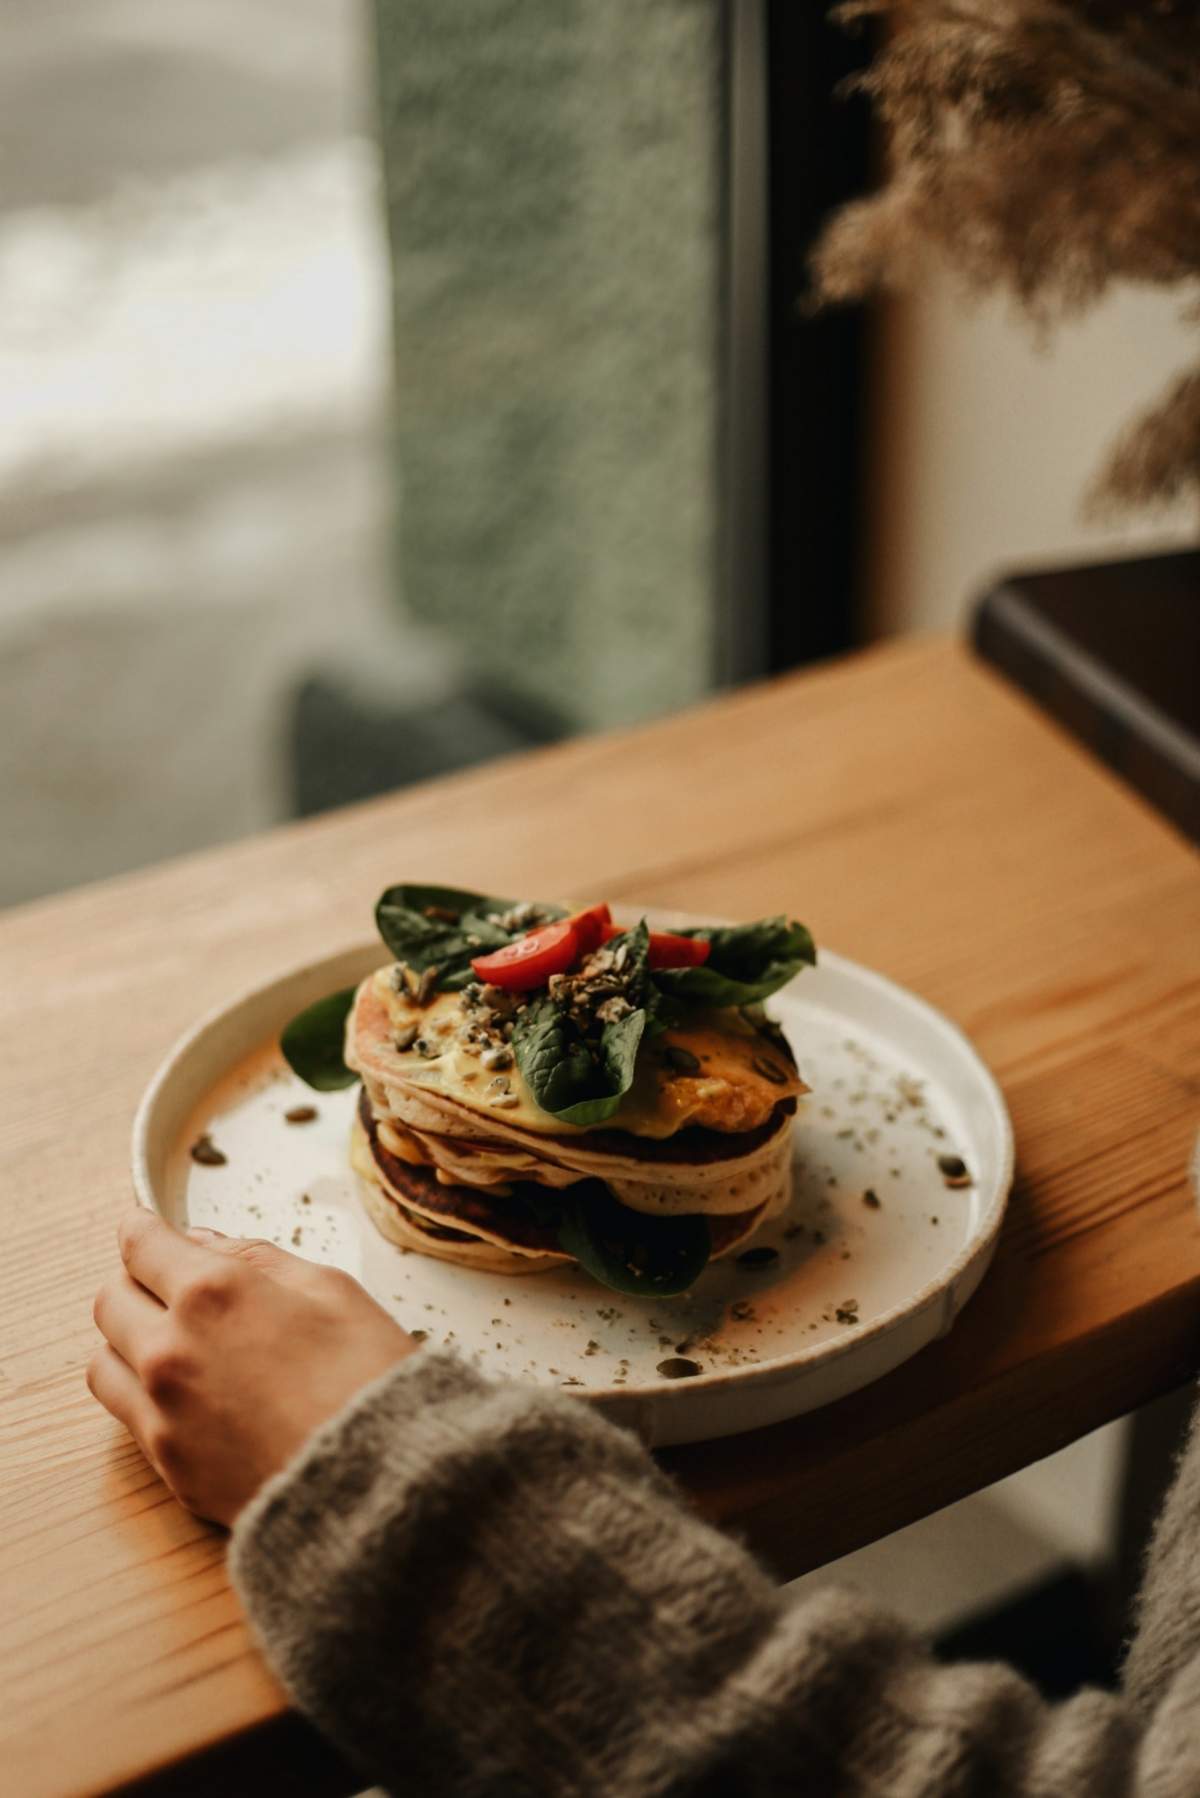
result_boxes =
[937,1154,972,1188]
[737,1246,779,1269]
[422,904,460,924]
[189,1134,227,1167]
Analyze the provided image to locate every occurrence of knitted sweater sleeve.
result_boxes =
[230,1352,1200,1798]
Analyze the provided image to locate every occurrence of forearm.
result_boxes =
[1123,1384,1200,1713]
[231,1351,790,1795]
[231,1354,1194,1798]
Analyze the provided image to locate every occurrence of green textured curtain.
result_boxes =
[373,0,724,731]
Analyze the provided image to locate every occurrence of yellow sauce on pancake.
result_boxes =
[366,969,805,1139]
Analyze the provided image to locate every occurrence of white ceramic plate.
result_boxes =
[132,929,1012,1447]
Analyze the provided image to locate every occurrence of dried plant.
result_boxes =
[813,0,1200,512]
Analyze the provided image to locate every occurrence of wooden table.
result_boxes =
[3,637,1198,1796]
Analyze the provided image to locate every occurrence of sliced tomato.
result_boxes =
[599,920,712,970]
[646,930,711,970]
[567,902,612,956]
[471,920,580,990]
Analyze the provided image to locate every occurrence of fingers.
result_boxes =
[118,1206,206,1305]
[186,1224,310,1283]
[93,1269,164,1371]
[86,1343,158,1466]
[119,1205,313,1313]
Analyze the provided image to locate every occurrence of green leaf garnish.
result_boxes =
[556,1185,711,1297]
[652,916,815,1008]
[512,998,603,1116]
[281,986,358,1090]
[374,884,565,991]
[512,994,648,1126]
[511,919,652,1124]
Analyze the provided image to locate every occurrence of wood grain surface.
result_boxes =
[2,637,1197,1796]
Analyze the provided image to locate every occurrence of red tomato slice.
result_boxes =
[567,902,612,956]
[647,931,711,970]
[470,920,580,990]
[599,921,712,970]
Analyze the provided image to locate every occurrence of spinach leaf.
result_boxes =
[512,997,600,1115]
[588,1005,647,1121]
[652,916,815,1008]
[512,995,648,1126]
[511,919,653,1125]
[281,986,358,1090]
[485,1177,712,1297]
[556,1186,711,1297]
[374,884,565,991]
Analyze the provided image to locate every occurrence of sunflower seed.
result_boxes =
[752,1056,788,1085]
[413,966,440,1006]
[284,1105,318,1124]
[394,1024,419,1051]
[664,1045,701,1075]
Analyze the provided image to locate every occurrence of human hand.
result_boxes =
[89,1207,418,1526]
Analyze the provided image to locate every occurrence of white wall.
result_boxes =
[861,273,1198,1573]
[867,271,1199,636]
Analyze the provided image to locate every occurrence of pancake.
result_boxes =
[352,1103,775,1277]
[343,946,804,1288]
[346,974,800,1217]
[358,1092,566,1253]
[353,1125,564,1275]
[348,973,808,1141]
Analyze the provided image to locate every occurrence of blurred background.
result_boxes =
[4,0,1195,911]
[4,0,1195,1692]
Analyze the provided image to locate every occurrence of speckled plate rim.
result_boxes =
[132,924,1014,1441]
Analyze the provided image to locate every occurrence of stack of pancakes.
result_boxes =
[345,967,806,1277]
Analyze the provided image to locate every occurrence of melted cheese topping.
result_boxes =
[365,968,805,1139]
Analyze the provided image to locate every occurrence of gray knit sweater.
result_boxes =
[230,1352,1200,1796]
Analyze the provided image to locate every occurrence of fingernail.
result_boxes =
[186,1226,224,1243]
